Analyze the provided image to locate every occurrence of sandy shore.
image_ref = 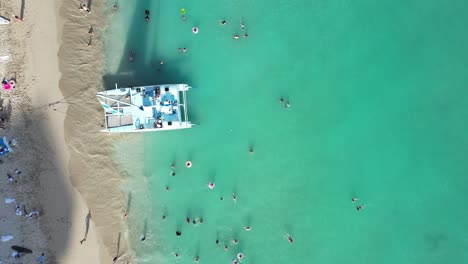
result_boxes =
[0,0,127,263]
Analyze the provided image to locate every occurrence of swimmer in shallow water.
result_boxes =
[128,50,135,62]
[233,35,240,40]
[286,234,294,243]
[220,20,227,25]
[244,226,252,231]
[352,197,359,202]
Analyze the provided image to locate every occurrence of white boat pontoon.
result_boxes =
[96,84,192,133]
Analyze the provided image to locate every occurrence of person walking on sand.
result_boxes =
[36,253,46,264]
[88,26,94,35]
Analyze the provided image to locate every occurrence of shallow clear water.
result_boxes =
[104,0,468,263]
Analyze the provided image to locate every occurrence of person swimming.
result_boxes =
[352,197,359,202]
[199,218,203,223]
[285,101,290,108]
[232,239,238,244]
[176,231,182,236]
[171,163,176,169]
[162,215,166,220]
[356,205,366,211]
[244,226,252,231]
[224,245,229,251]
[194,256,199,262]
[165,186,170,191]
[286,234,294,243]
[128,50,134,62]
[280,97,284,103]
[216,239,219,245]
[233,35,240,40]
[232,193,237,203]
[186,217,190,223]
[220,20,227,25]
[244,33,248,38]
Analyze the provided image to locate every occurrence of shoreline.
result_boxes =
[58,0,134,263]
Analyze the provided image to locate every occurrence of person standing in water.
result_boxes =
[232,193,237,204]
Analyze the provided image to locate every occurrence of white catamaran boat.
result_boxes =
[96,84,192,132]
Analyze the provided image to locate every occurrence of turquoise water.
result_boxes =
[105,0,468,263]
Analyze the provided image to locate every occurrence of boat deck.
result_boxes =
[97,84,191,133]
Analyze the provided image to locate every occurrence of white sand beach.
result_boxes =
[0,0,128,263]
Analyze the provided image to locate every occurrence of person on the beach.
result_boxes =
[244,226,252,231]
[128,50,135,62]
[87,36,92,47]
[88,26,94,35]
[7,173,15,183]
[14,15,23,22]
[36,253,46,264]
[233,35,240,40]
[80,238,86,244]
[352,197,359,202]
[194,256,199,262]
[220,20,227,25]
